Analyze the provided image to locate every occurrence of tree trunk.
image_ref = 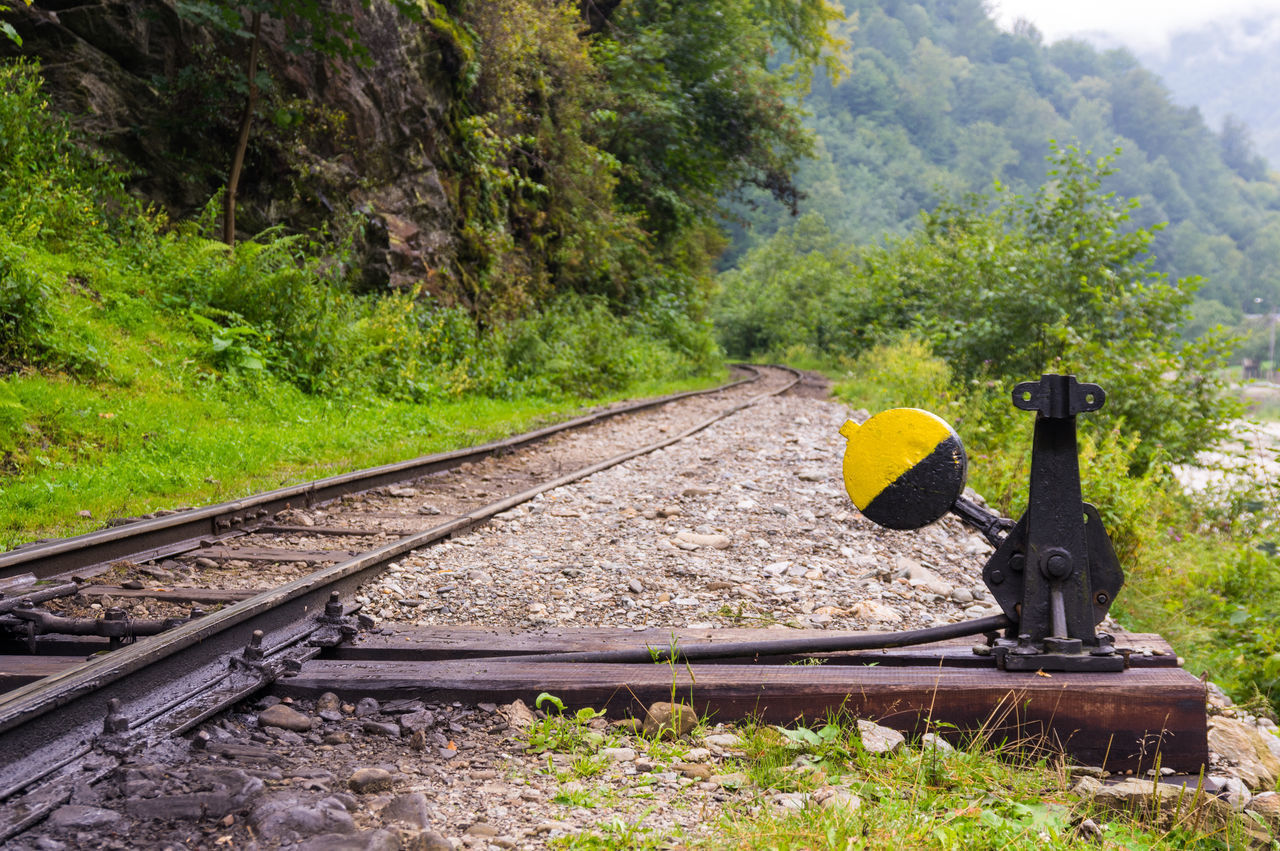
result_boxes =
[223,10,263,246]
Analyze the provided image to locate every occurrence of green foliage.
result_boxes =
[0,240,51,364]
[433,0,844,326]
[526,694,608,755]
[722,144,1237,469]
[0,63,724,545]
[714,212,860,357]
[0,1,30,47]
[829,336,953,415]
[711,716,1248,850]
[0,60,118,252]
[593,0,844,245]
[174,0,422,62]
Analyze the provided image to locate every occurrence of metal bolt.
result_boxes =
[1009,553,1025,573]
[244,629,265,661]
[1095,591,1109,606]
[989,569,1004,585]
[324,592,343,618]
[103,698,128,734]
[1042,549,1072,579]
[104,607,126,621]
[1011,633,1038,656]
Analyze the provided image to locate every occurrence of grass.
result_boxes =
[531,708,1254,850]
[700,718,1251,850]
[0,364,720,549]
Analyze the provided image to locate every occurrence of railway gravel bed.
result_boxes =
[11,380,1280,849]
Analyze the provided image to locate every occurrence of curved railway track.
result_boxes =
[0,365,802,839]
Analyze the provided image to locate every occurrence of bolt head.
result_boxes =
[1041,548,1073,579]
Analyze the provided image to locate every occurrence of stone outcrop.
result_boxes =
[2,0,457,289]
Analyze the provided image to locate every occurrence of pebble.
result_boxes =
[849,600,902,624]
[503,699,535,729]
[362,721,401,738]
[47,805,123,830]
[816,787,862,814]
[642,702,699,738]
[857,720,906,755]
[380,792,431,828]
[672,763,712,780]
[920,732,954,753]
[348,768,394,794]
[704,733,742,749]
[259,704,313,732]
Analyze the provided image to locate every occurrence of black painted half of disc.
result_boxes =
[860,435,967,530]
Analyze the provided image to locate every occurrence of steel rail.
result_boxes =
[0,369,759,582]
[0,366,801,830]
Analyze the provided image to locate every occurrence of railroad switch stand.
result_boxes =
[839,373,1126,673]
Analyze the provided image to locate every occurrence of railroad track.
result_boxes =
[0,365,802,839]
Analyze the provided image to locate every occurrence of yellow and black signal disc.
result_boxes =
[838,408,967,530]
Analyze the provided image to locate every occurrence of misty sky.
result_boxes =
[992,0,1280,52]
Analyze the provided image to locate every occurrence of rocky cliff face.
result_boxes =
[2,0,458,290]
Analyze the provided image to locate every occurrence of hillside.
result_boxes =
[1138,13,1280,173]
[728,0,1280,328]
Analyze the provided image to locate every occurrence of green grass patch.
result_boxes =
[0,367,720,548]
[545,713,1250,850]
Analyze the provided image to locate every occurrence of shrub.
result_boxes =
[0,240,51,365]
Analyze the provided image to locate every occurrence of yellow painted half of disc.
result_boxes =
[839,408,957,510]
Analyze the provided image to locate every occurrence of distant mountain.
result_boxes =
[1136,15,1280,171]
[727,0,1280,320]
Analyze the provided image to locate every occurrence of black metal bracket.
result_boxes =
[978,374,1126,672]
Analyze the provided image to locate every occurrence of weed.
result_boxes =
[570,753,607,779]
[524,693,609,756]
[551,810,669,849]
[551,784,599,809]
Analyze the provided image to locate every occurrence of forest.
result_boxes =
[725,0,1280,359]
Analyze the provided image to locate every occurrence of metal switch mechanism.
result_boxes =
[838,373,1126,673]
[981,374,1125,671]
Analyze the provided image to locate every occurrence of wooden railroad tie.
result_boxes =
[278,625,1207,774]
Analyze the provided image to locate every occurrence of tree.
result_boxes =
[1220,115,1269,182]
[589,0,844,248]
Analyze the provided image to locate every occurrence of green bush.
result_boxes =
[831,335,954,414]
[0,61,120,252]
[497,293,703,398]
[721,144,1237,469]
[0,240,51,364]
